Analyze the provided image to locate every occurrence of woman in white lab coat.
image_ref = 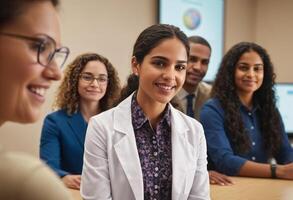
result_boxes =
[81,24,210,200]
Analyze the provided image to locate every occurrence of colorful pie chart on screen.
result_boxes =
[183,8,201,30]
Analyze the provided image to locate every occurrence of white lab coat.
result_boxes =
[81,94,210,200]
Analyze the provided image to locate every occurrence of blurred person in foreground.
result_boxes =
[0,0,72,199]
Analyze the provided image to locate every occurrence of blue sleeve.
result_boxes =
[200,100,246,176]
[276,112,293,164]
[39,113,69,177]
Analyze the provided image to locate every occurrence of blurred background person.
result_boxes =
[40,52,120,190]
[176,36,212,120]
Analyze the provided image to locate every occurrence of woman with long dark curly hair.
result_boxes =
[200,42,293,179]
[40,52,120,190]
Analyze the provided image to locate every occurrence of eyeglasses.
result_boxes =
[80,73,108,85]
[0,32,70,68]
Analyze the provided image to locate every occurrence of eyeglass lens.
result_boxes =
[81,73,108,84]
[38,39,69,68]
[0,32,69,68]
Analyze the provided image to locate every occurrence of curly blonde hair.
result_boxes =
[53,52,120,115]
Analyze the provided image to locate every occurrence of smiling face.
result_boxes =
[0,2,62,125]
[184,42,211,92]
[78,60,108,104]
[133,38,188,106]
[234,50,264,98]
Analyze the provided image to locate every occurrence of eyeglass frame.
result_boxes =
[79,72,109,85]
[0,32,70,68]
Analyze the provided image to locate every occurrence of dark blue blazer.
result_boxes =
[40,109,87,177]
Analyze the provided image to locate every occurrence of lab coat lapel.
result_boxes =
[170,106,193,199]
[113,95,144,200]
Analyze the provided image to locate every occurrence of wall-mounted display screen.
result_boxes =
[275,83,293,135]
[158,0,225,81]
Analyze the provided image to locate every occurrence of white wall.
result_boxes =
[59,0,156,84]
[255,0,293,82]
[224,0,256,50]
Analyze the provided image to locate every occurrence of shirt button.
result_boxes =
[155,167,159,171]
[154,185,159,189]
[252,156,256,160]
[154,198,157,200]
[152,136,156,140]
[152,140,157,144]
[154,173,158,177]
[154,152,158,156]
[248,112,252,116]
[252,142,256,146]
[154,190,158,194]
[251,126,254,130]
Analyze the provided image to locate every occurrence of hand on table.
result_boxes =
[209,170,234,186]
[277,163,293,180]
[62,174,81,190]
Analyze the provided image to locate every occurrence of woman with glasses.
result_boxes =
[0,0,71,199]
[40,52,120,190]
[200,42,293,180]
[81,24,210,200]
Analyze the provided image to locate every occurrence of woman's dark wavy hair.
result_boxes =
[118,24,190,102]
[54,53,120,115]
[0,0,59,28]
[212,42,282,157]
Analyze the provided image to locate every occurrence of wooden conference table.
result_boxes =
[70,177,293,200]
[210,176,293,200]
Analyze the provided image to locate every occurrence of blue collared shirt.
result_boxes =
[200,98,293,175]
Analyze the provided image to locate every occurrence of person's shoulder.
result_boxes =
[198,81,212,90]
[170,95,184,112]
[89,102,124,128]
[1,150,41,170]
[201,98,225,120]
[0,150,72,199]
[90,108,114,125]
[0,151,56,183]
[45,109,69,120]
[203,97,220,107]
[94,93,132,120]
[170,107,205,146]
[93,100,126,120]
[170,105,202,128]
[197,81,212,98]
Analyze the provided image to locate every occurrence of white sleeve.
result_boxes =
[188,125,211,200]
[80,117,112,200]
